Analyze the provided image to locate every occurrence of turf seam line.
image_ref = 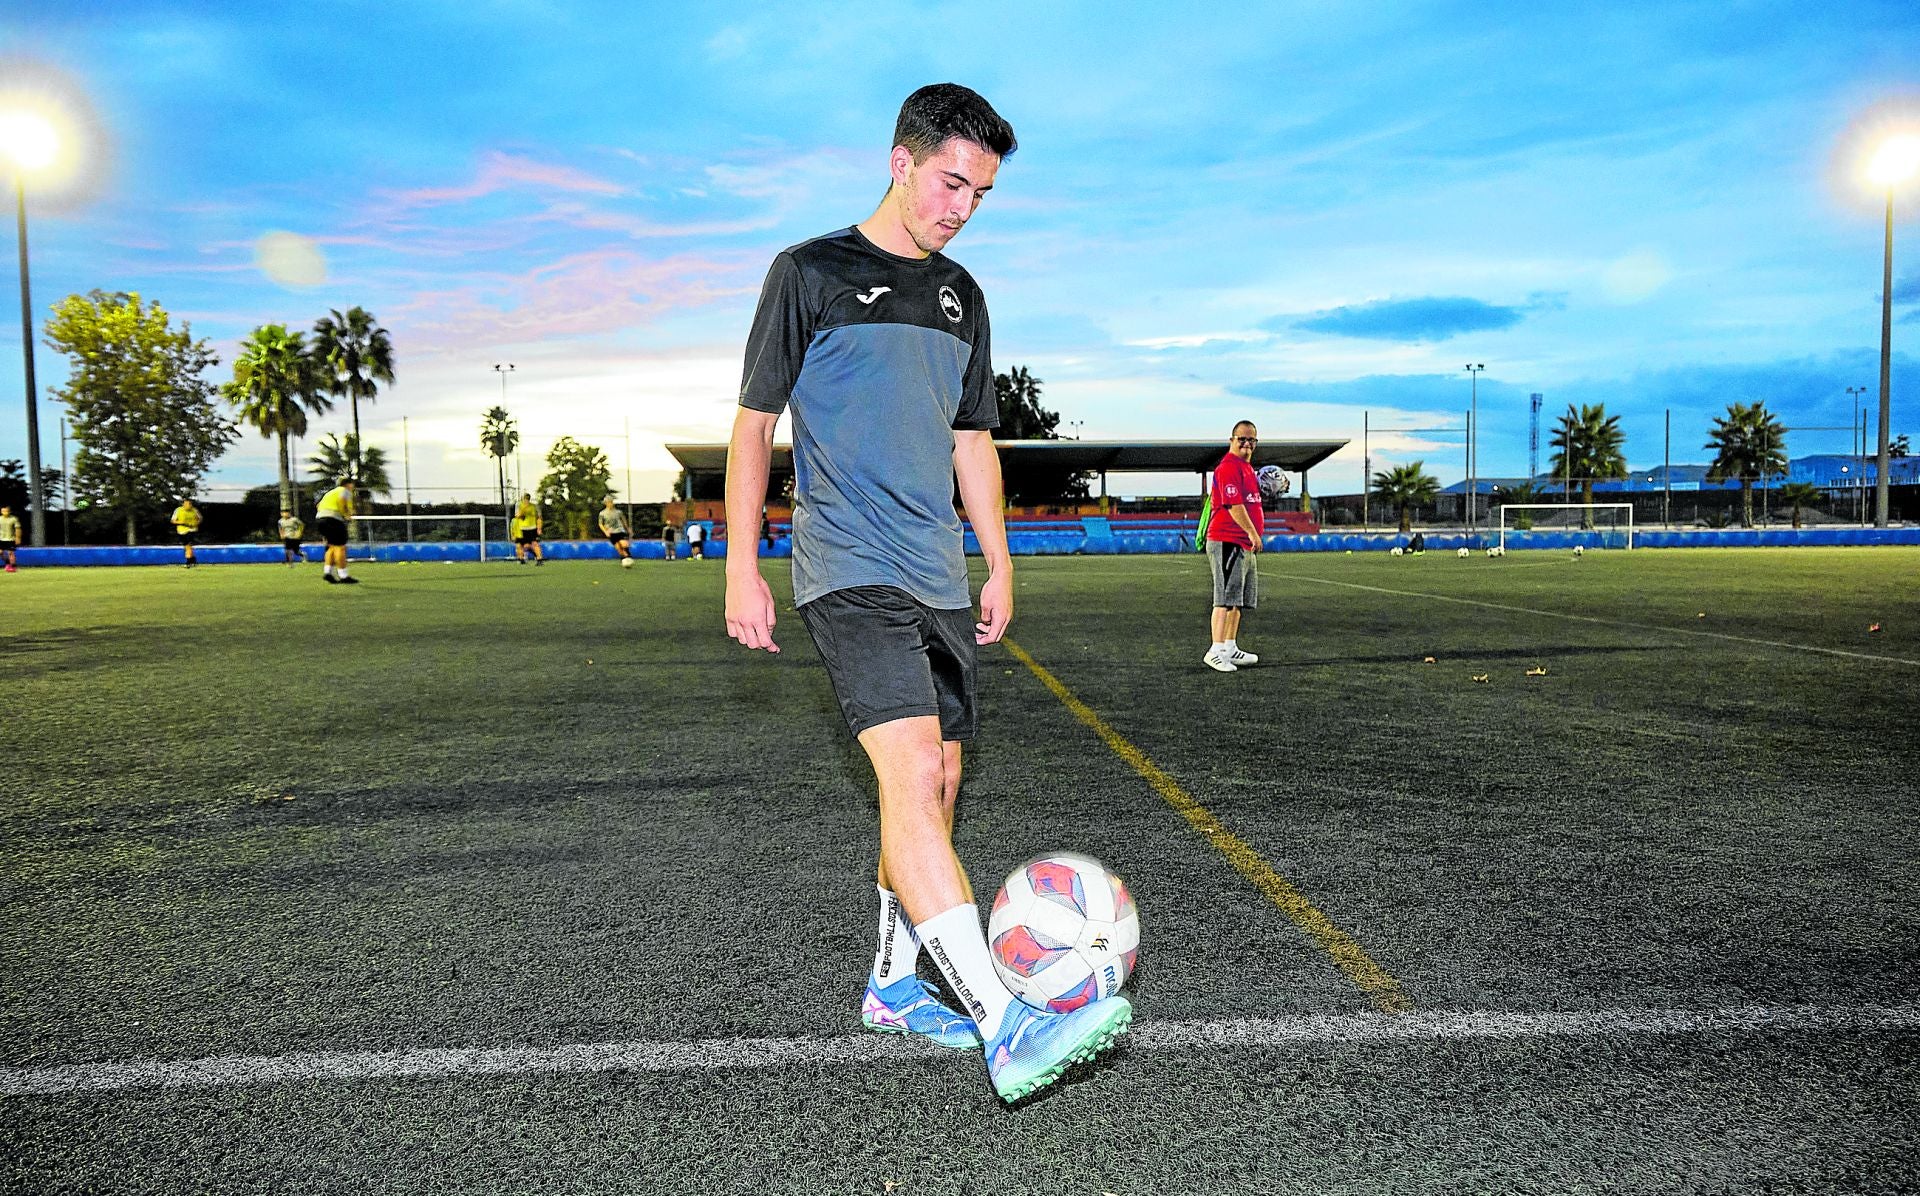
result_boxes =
[8,1005,1916,1097]
[1270,573,1919,666]
[1001,637,1414,1014]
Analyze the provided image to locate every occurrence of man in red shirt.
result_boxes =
[1204,420,1264,672]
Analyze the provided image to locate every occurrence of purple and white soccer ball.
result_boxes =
[1255,465,1291,503]
[988,853,1140,1013]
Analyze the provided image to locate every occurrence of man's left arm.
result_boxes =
[953,430,1012,644]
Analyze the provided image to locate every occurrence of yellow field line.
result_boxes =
[1002,637,1413,1014]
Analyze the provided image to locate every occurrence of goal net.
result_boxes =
[348,514,492,561]
[1496,503,1634,551]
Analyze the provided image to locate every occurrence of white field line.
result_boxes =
[1272,573,1920,667]
[5,1004,1916,1098]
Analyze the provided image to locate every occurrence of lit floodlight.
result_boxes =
[1867,134,1920,187]
[0,110,58,172]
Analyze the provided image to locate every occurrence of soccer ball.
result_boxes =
[622,557,635,569]
[1457,547,1470,558]
[988,853,1140,1013]
[1487,546,1504,558]
[1390,546,1404,556]
[1255,465,1291,502]
[1574,545,1585,557]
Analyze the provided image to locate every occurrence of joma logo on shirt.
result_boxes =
[855,286,891,304]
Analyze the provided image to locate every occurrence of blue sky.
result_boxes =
[3,0,1918,501]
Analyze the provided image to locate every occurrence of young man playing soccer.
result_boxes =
[279,509,305,566]
[512,493,544,565]
[0,505,19,573]
[725,83,1130,1104]
[172,497,202,567]
[1203,421,1264,672]
[598,496,634,564]
[315,479,358,584]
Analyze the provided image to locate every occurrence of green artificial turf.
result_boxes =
[2,547,1916,1194]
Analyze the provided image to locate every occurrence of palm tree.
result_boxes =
[1704,401,1787,528]
[307,433,393,502]
[479,406,519,515]
[1494,479,1543,529]
[1775,482,1822,530]
[1371,461,1440,533]
[1547,403,1628,517]
[311,307,395,485]
[225,324,327,515]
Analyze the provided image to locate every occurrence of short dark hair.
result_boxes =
[894,83,1016,163]
[1232,420,1258,435]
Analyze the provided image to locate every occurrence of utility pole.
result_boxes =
[1464,364,1484,528]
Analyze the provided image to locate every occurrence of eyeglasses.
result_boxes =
[1233,436,1258,445]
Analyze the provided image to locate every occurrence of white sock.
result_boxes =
[323,565,334,577]
[916,903,1015,1038]
[872,887,919,985]
[1211,641,1228,654]
[337,568,350,579]
[1227,639,1239,652]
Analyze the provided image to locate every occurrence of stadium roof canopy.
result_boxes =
[666,438,1349,477]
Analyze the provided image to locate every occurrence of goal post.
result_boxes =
[1497,503,1634,551]
[348,514,491,561]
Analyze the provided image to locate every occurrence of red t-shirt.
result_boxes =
[1206,452,1264,547]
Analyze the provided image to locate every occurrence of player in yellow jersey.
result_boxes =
[315,479,359,584]
[171,498,203,567]
[0,505,19,573]
[512,493,544,565]
[278,509,305,566]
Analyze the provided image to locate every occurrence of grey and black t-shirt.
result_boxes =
[739,226,998,610]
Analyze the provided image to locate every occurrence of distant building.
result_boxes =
[1442,454,1917,495]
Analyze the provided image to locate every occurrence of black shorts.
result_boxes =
[317,517,349,547]
[516,530,540,545]
[282,538,302,552]
[177,531,198,546]
[604,530,628,545]
[0,540,15,552]
[799,585,978,742]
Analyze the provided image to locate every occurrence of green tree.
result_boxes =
[536,436,613,538]
[307,433,392,502]
[1704,401,1787,528]
[1774,481,1822,530]
[310,307,395,485]
[479,406,518,514]
[993,366,1092,504]
[1371,461,1440,533]
[0,459,63,516]
[1492,479,1543,529]
[43,290,237,545]
[1547,403,1628,514]
[1891,434,1910,459]
[225,323,327,516]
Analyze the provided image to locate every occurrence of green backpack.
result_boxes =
[1193,495,1212,551]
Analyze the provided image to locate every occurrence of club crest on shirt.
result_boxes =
[938,285,963,323]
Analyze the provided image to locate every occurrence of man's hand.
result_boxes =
[1228,504,1262,551]
[726,569,781,653]
[976,568,1013,644]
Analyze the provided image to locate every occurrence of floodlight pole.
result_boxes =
[1464,364,1484,528]
[1361,411,1369,531]
[15,177,45,547]
[1663,409,1670,529]
[59,415,68,545]
[1875,189,1894,527]
[1845,385,1867,526]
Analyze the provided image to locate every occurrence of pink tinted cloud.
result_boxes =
[393,247,759,354]
[380,151,625,210]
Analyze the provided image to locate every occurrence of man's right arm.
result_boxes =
[1228,503,1262,551]
[724,407,781,653]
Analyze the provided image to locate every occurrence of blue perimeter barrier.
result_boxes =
[16,524,1920,567]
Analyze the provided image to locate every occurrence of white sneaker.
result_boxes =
[1227,647,1259,666]
[1203,649,1237,672]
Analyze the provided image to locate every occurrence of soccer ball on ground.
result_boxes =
[1255,465,1291,503]
[1390,546,1404,556]
[622,557,635,569]
[1458,547,1470,558]
[1487,546,1505,558]
[1574,545,1585,557]
[989,853,1140,1013]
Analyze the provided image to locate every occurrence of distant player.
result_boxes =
[725,83,1129,1104]
[279,509,305,566]
[598,496,634,566]
[1203,420,1263,672]
[0,505,18,573]
[315,478,359,584]
[660,520,677,561]
[685,519,705,559]
[171,497,202,567]
[512,493,544,565]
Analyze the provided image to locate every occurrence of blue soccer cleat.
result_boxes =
[985,994,1132,1103]
[861,974,982,1050]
